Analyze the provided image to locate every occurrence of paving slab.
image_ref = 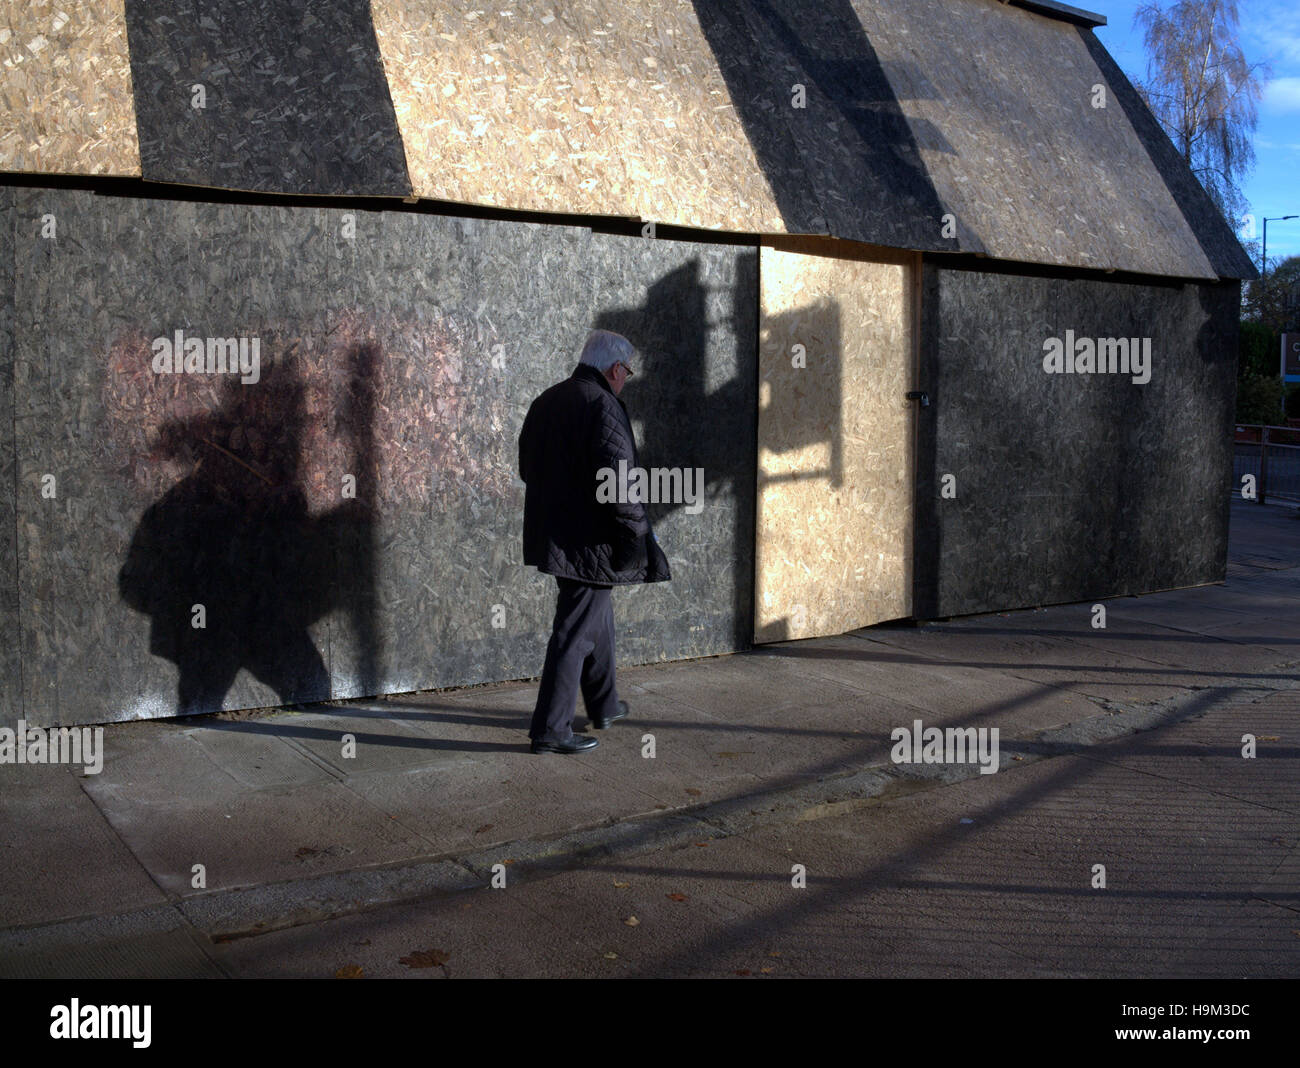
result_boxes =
[953,600,1268,645]
[83,719,331,809]
[0,760,166,928]
[240,707,514,777]
[1115,584,1300,617]
[1101,588,1269,625]
[337,734,675,855]
[1225,565,1300,588]
[1065,623,1300,681]
[1076,689,1300,817]
[1188,616,1300,656]
[209,877,597,979]
[857,627,1199,705]
[753,634,1102,733]
[85,770,439,897]
[630,647,883,720]
[0,925,222,979]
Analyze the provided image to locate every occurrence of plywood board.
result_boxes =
[0,188,18,718]
[755,237,915,642]
[123,0,410,196]
[705,0,945,251]
[372,0,1239,278]
[0,0,1252,281]
[5,185,758,726]
[851,0,1219,278]
[370,0,785,231]
[914,263,1239,618]
[0,0,141,175]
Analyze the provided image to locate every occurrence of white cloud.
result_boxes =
[1243,2,1300,65]
[1273,36,1300,64]
[1263,76,1300,112]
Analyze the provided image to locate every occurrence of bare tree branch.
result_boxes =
[1134,0,1269,221]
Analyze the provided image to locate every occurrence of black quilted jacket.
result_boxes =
[519,363,671,586]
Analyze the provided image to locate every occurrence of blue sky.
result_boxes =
[1090,0,1299,264]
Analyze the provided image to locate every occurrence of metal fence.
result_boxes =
[1233,424,1300,504]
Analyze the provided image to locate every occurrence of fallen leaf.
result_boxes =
[1260,735,1281,741]
[613,880,631,889]
[334,964,364,979]
[694,842,709,847]
[768,951,782,957]
[685,788,702,796]
[502,859,515,865]
[760,966,774,974]
[624,916,640,927]
[667,893,688,902]
[604,951,618,959]
[734,968,751,976]
[474,824,494,834]
[400,948,450,968]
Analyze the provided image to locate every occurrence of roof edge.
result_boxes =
[1008,0,1107,28]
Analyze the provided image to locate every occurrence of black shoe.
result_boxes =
[530,733,599,754]
[591,700,630,730]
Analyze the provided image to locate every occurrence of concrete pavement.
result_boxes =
[1,497,1297,978]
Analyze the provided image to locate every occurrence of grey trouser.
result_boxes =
[529,577,619,742]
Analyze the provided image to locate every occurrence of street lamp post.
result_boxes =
[1258,216,1299,500]
[1262,215,1298,276]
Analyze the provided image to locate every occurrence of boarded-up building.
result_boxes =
[1,0,1253,726]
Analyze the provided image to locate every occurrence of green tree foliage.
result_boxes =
[1244,255,1300,333]
[1238,319,1276,379]
[1235,374,1285,424]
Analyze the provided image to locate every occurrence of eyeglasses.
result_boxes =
[618,361,635,378]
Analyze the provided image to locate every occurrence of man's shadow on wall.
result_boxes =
[595,253,760,649]
[118,348,378,715]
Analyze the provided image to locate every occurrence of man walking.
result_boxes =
[518,330,671,754]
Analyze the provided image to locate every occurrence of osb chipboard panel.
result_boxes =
[851,0,1219,279]
[124,0,410,196]
[11,189,69,722]
[0,189,18,718]
[7,185,757,726]
[370,0,785,232]
[755,237,915,643]
[13,190,520,723]
[0,0,141,176]
[701,0,946,251]
[914,264,1239,619]
[588,233,759,655]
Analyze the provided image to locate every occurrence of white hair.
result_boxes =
[578,329,634,373]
